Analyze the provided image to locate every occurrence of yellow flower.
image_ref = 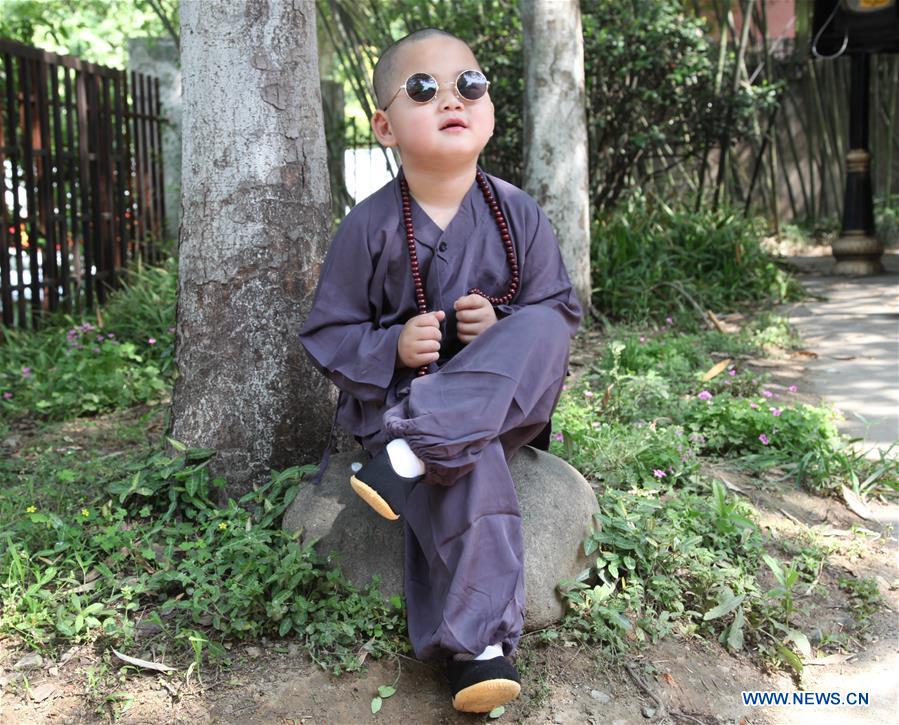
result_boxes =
[218,522,227,530]
[81,508,90,517]
[26,505,36,513]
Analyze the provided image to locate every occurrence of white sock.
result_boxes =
[475,643,503,661]
[386,439,425,478]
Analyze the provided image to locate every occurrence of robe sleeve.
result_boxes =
[493,202,582,337]
[298,211,403,403]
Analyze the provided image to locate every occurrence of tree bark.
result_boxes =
[171,0,334,500]
[521,0,591,316]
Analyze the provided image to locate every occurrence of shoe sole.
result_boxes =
[349,476,400,521]
[452,678,521,713]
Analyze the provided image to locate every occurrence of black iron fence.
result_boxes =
[0,37,167,331]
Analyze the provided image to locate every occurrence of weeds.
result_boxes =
[0,442,408,675]
[550,314,895,676]
[591,198,804,323]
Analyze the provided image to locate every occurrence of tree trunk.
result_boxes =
[520,0,591,317]
[171,0,334,500]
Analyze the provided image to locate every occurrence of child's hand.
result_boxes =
[454,294,497,343]
[397,310,445,368]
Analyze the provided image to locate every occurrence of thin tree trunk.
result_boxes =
[521,0,591,316]
[171,0,333,499]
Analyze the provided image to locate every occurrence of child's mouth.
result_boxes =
[440,118,468,131]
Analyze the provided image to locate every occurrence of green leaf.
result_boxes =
[776,644,804,675]
[371,696,382,714]
[703,593,745,621]
[726,607,744,651]
[762,554,785,586]
[785,629,811,659]
[377,685,396,698]
[278,617,292,637]
[488,705,505,718]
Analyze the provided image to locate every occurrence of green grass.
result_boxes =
[548,314,897,674]
[591,198,805,323]
[0,243,893,690]
[0,256,177,423]
[0,437,408,674]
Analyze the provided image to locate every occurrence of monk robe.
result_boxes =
[299,166,581,661]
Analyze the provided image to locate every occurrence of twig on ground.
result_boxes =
[625,661,667,722]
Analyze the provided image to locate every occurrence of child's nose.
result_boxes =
[437,87,464,110]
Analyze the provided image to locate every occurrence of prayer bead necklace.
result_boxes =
[400,170,520,376]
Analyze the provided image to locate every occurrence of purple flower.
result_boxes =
[728,369,737,377]
[723,380,732,386]
[168,326,175,333]
[639,336,646,343]
[2,391,12,400]
[96,334,104,342]
[653,469,666,478]
[697,390,713,401]
[769,407,782,417]
[666,316,673,325]
[21,367,30,377]
[583,390,593,398]
[750,402,759,409]
[761,390,773,398]
[92,347,101,354]
[552,432,564,442]
[758,433,769,445]
[148,338,157,345]
[107,332,115,338]
[788,385,798,393]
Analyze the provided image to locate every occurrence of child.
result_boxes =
[299,28,581,713]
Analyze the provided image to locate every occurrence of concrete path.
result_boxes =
[782,251,898,455]
[774,250,899,725]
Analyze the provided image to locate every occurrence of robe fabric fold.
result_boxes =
[299,166,582,660]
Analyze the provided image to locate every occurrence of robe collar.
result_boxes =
[395,166,481,251]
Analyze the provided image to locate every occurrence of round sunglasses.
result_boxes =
[381,70,490,111]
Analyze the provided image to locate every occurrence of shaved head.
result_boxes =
[372,28,479,109]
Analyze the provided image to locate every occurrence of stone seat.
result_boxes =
[283,446,599,630]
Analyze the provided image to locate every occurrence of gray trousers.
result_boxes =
[362,305,571,662]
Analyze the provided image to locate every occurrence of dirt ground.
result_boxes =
[1,278,897,724]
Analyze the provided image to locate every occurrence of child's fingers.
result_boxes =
[414,340,441,355]
[413,310,445,327]
[453,294,486,311]
[456,308,487,324]
[415,325,441,342]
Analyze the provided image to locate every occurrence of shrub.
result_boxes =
[591,197,803,321]
[0,257,176,421]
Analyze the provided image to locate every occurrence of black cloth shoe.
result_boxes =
[349,447,423,521]
[446,656,521,713]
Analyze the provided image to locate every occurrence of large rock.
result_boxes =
[283,446,598,630]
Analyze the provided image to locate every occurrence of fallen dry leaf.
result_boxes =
[701,358,732,382]
[29,683,57,702]
[841,486,872,520]
[111,648,176,673]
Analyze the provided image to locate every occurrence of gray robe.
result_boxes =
[299,166,581,660]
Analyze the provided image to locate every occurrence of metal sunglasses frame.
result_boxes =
[381,70,491,111]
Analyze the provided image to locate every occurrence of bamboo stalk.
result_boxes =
[713,1,748,210]
[774,120,799,220]
[783,90,812,221]
[883,56,898,202]
[808,59,841,219]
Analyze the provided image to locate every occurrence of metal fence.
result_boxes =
[0,37,167,331]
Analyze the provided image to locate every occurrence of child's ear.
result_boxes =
[371,110,397,148]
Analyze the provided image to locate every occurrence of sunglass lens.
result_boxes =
[457,71,488,101]
[406,73,438,103]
